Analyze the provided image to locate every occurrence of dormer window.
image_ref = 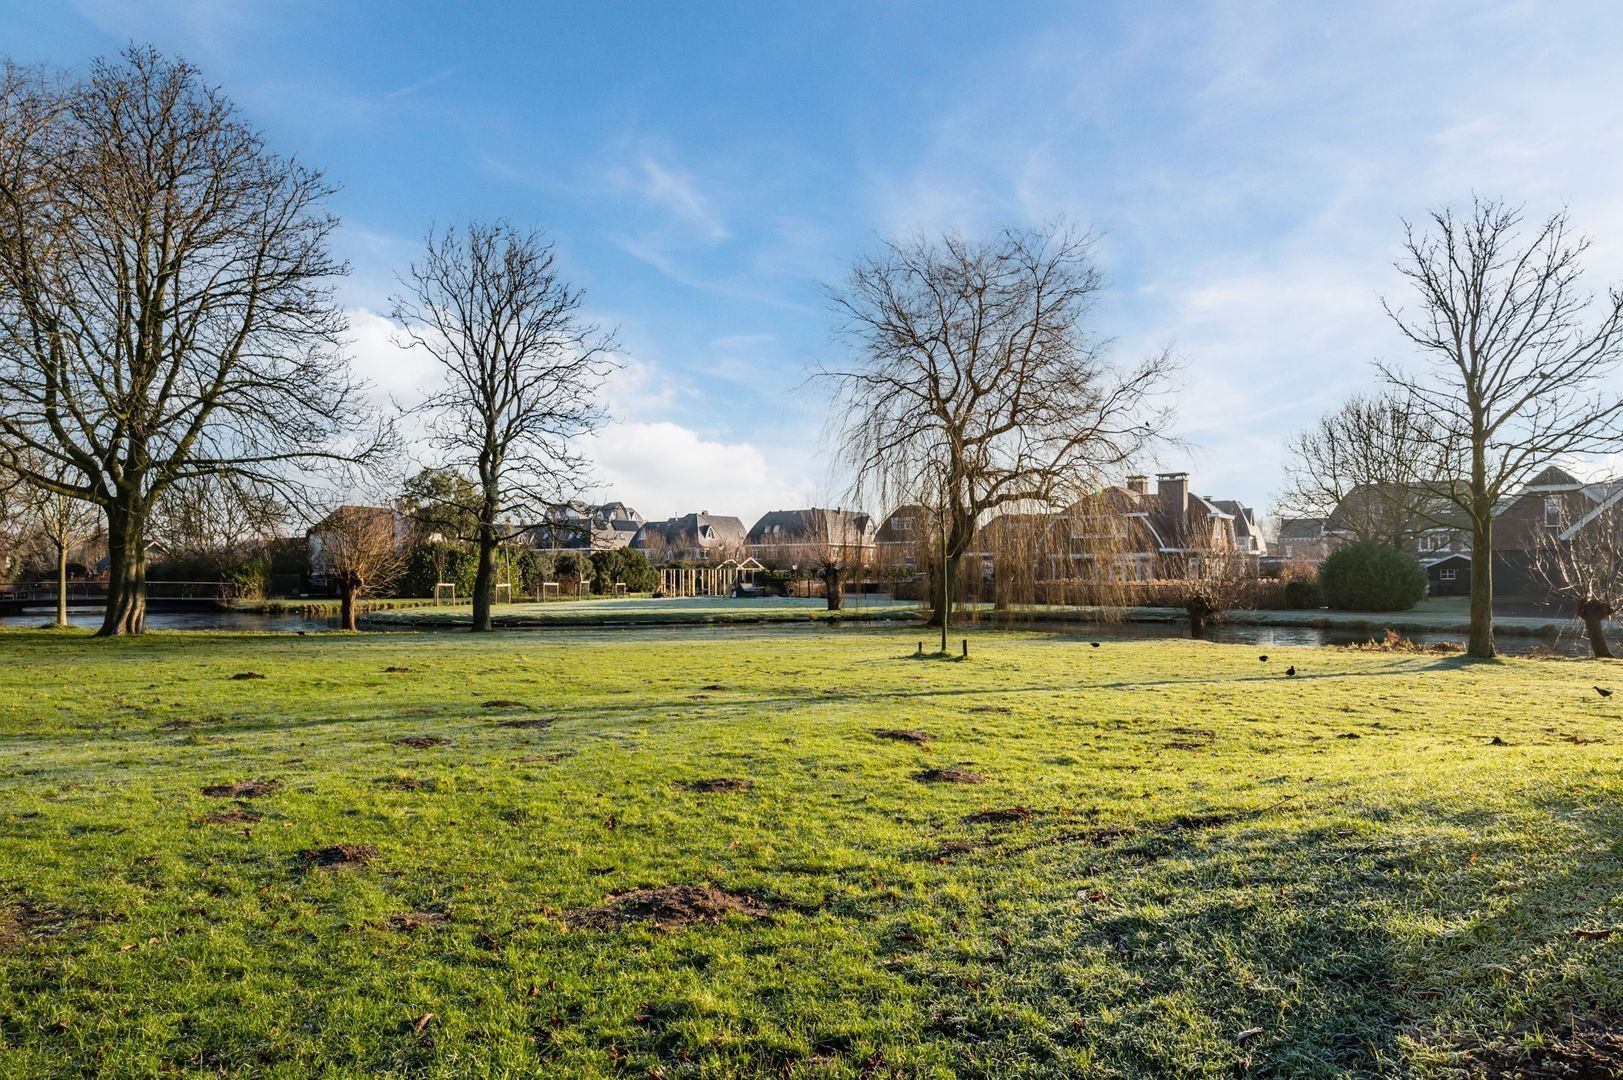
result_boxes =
[1544,496,1563,527]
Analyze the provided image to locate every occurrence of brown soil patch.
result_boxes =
[496,718,552,729]
[699,683,728,691]
[481,699,529,709]
[931,840,979,861]
[299,843,379,869]
[383,666,414,674]
[915,767,985,784]
[384,911,449,931]
[510,753,565,764]
[201,778,280,799]
[1163,741,1208,751]
[228,671,267,680]
[874,728,932,746]
[198,806,263,826]
[965,705,1012,715]
[1461,1025,1623,1078]
[964,805,1038,825]
[0,898,66,948]
[376,776,429,791]
[679,778,753,793]
[564,885,772,931]
[393,735,449,749]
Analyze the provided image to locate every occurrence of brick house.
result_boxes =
[1492,466,1623,600]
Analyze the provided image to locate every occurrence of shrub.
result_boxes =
[1283,578,1325,610]
[588,547,657,594]
[1318,542,1427,612]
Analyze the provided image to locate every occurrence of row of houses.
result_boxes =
[1276,465,1623,599]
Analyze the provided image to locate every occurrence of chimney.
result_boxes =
[1126,474,1149,495]
[1157,472,1189,522]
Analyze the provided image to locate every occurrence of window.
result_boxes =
[1439,568,1457,582]
[1545,496,1564,527]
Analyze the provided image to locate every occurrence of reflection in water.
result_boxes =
[0,605,1593,656]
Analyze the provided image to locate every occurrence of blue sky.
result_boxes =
[7,1,1623,528]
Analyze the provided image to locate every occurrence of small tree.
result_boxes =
[1528,506,1623,659]
[1,456,99,626]
[1318,541,1428,612]
[1167,552,1257,638]
[311,506,408,631]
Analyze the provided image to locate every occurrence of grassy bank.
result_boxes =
[2,627,1621,1077]
[360,595,921,628]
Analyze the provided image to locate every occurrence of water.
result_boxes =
[0,604,1597,656]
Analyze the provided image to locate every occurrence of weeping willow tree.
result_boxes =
[821,225,1176,631]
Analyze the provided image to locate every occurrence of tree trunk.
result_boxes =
[1188,601,1209,639]
[928,550,960,628]
[55,541,68,628]
[339,581,359,631]
[1580,600,1615,659]
[1468,513,1495,659]
[823,566,844,611]
[97,501,147,637]
[471,531,496,633]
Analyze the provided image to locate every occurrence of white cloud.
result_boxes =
[583,421,815,528]
[345,307,441,406]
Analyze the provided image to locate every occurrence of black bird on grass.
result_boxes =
[1596,686,1613,698]
[1259,655,1268,662]
[1090,641,1101,648]
[1286,665,1297,677]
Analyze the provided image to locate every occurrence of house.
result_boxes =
[1424,553,1472,597]
[525,501,645,553]
[1323,483,1472,556]
[1060,472,1253,580]
[746,508,874,570]
[873,504,930,572]
[1275,517,1331,562]
[631,511,748,564]
[1492,465,1623,600]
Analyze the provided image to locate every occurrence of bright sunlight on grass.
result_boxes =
[2,626,1621,1077]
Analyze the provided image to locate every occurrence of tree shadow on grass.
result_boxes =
[900,793,1623,1078]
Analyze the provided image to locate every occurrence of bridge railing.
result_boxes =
[0,580,237,603]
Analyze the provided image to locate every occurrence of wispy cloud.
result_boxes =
[383,66,455,102]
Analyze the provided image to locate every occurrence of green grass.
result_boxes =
[1,626,1621,1077]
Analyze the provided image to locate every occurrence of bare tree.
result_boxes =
[779,509,871,611]
[1278,393,1446,547]
[0,48,387,635]
[392,223,612,632]
[149,475,287,580]
[1380,198,1623,658]
[1528,505,1623,659]
[1165,551,1259,639]
[309,505,408,632]
[822,224,1175,630]
[1,453,99,626]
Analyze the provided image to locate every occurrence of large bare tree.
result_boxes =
[310,504,408,632]
[822,224,1175,628]
[0,48,385,634]
[392,223,612,633]
[1277,393,1446,547]
[1380,198,1623,657]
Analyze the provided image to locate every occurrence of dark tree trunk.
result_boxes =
[97,501,147,637]
[823,566,845,611]
[55,541,68,628]
[1468,512,1495,659]
[339,580,359,632]
[928,550,961,628]
[1579,600,1615,659]
[1187,597,1215,639]
[471,531,497,633]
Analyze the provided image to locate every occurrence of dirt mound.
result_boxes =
[198,806,263,825]
[375,776,430,791]
[915,767,985,784]
[565,885,772,931]
[201,778,280,799]
[383,666,414,674]
[0,898,65,949]
[699,683,729,691]
[964,806,1037,825]
[299,844,379,868]
[874,729,932,746]
[1462,1025,1623,1078]
[384,911,449,931]
[481,700,529,709]
[510,753,565,764]
[679,778,753,793]
[393,735,449,749]
[496,718,552,729]
[228,671,267,681]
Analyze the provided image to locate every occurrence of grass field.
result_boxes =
[2,626,1621,1077]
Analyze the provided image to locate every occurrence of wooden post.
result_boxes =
[962,639,968,658]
